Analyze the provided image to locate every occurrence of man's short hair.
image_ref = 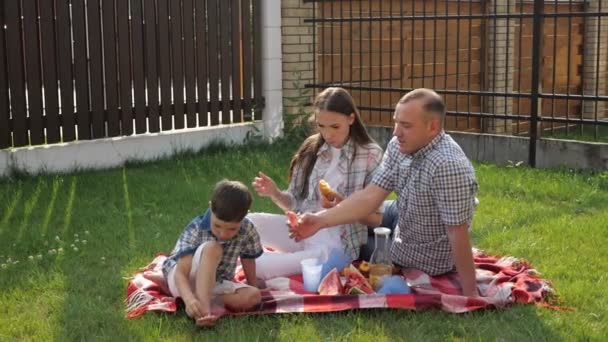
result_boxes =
[398,88,445,119]
[210,179,252,222]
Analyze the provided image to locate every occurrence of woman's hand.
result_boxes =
[252,171,279,198]
[320,192,344,209]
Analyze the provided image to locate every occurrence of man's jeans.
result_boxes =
[359,200,398,261]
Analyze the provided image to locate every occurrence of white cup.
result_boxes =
[300,258,322,293]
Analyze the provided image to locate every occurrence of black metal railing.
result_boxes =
[304,0,608,166]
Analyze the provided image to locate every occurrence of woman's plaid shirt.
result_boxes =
[372,132,478,275]
[286,138,383,259]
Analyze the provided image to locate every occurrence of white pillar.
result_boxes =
[261,0,284,140]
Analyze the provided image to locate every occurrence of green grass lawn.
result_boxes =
[1,140,607,341]
[542,124,608,143]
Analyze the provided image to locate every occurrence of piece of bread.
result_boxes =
[319,179,338,201]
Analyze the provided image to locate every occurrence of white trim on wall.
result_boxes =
[261,0,284,141]
[0,122,265,177]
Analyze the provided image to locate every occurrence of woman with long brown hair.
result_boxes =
[248,87,383,280]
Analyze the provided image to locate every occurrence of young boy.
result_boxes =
[162,180,263,327]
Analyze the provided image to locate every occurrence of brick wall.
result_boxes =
[281,0,314,120]
[582,0,608,119]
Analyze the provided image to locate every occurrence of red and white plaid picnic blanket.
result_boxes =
[125,249,556,319]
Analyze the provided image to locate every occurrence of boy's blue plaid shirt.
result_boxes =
[162,209,263,281]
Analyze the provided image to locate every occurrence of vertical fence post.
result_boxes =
[529,0,544,167]
[0,2,11,148]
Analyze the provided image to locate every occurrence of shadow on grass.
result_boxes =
[46,153,286,340]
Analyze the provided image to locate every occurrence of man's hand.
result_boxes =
[462,287,480,298]
[287,212,324,242]
[446,224,478,298]
[256,278,267,289]
[252,171,279,198]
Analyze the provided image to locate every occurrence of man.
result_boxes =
[291,88,479,297]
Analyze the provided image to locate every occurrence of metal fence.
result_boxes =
[304,0,608,166]
[0,0,263,149]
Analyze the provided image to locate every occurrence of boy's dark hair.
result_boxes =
[210,180,252,222]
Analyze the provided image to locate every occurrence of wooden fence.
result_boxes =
[0,0,263,149]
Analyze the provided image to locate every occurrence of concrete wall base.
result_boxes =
[2,124,605,178]
[0,122,264,177]
[367,126,608,171]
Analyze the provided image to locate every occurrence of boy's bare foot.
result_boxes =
[196,314,219,327]
[193,297,218,327]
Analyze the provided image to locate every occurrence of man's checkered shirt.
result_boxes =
[372,132,478,275]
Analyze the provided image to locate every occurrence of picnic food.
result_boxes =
[317,268,343,295]
[369,264,392,291]
[319,179,338,201]
[358,260,370,278]
[343,264,375,294]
